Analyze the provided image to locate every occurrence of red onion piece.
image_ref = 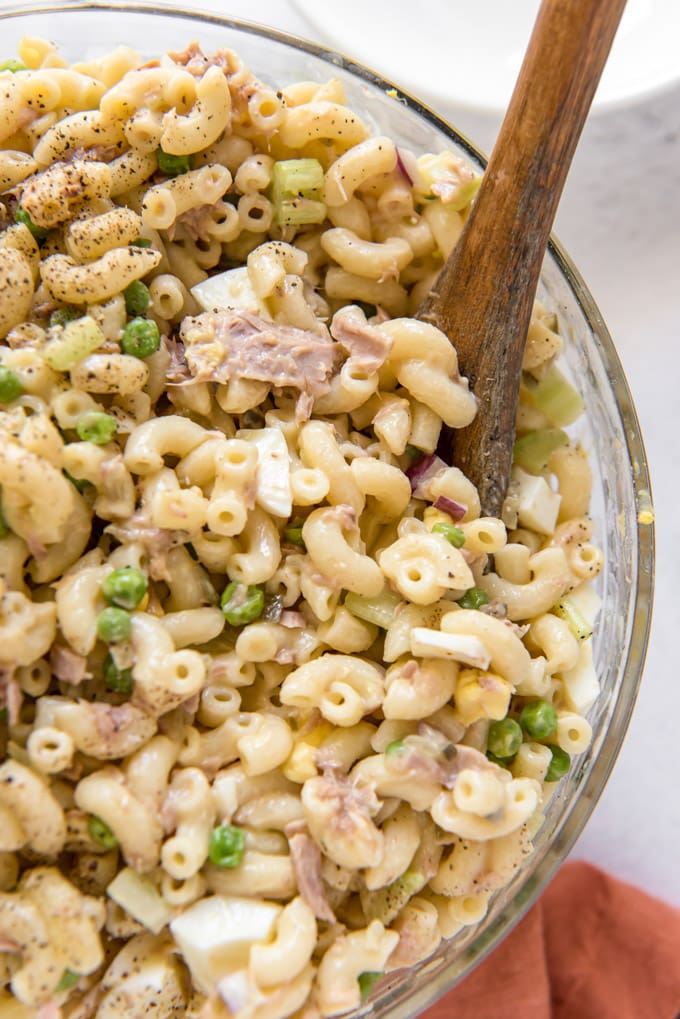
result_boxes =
[406,453,447,498]
[395,147,415,186]
[434,495,467,521]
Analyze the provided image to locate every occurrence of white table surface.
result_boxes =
[8,0,680,906]
[192,0,680,905]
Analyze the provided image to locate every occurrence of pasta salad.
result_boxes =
[0,35,603,1019]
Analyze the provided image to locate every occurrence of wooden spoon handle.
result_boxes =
[418,0,626,516]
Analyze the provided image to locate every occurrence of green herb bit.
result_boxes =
[0,707,7,723]
[96,606,131,644]
[102,566,147,610]
[88,815,118,849]
[545,743,570,782]
[457,587,490,610]
[283,518,306,548]
[0,366,23,405]
[55,969,80,993]
[208,824,246,868]
[130,236,152,247]
[49,305,84,328]
[519,700,558,740]
[358,972,383,1000]
[121,317,160,359]
[432,522,465,548]
[220,582,265,626]
[0,502,9,539]
[76,411,117,445]
[14,205,48,241]
[103,653,133,695]
[123,279,150,317]
[0,59,27,72]
[552,596,594,641]
[157,147,192,176]
[487,718,523,760]
[513,428,568,474]
[404,444,422,462]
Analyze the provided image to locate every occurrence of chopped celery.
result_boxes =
[41,315,105,371]
[552,596,594,641]
[344,589,401,629]
[523,366,584,427]
[270,158,327,226]
[358,972,383,999]
[107,868,171,934]
[513,428,568,474]
[360,870,426,925]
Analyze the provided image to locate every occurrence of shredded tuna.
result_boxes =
[168,203,221,242]
[87,701,156,758]
[480,599,508,619]
[50,644,89,685]
[164,335,191,384]
[178,309,341,418]
[169,41,235,77]
[36,1001,61,1019]
[105,515,189,581]
[279,610,306,629]
[330,306,393,374]
[287,827,336,922]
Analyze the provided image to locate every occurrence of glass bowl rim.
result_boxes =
[0,1,655,1012]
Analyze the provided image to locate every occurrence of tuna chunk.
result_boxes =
[179,308,341,410]
[330,305,393,374]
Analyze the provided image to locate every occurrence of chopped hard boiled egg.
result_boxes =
[169,895,281,995]
[191,266,270,317]
[514,467,561,535]
[238,427,292,518]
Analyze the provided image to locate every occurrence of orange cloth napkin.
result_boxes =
[425,861,680,1019]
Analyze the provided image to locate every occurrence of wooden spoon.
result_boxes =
[417,0,626,517]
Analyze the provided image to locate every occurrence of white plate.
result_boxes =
[291,0,680,114]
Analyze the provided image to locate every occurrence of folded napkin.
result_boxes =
[425,861,680,1019]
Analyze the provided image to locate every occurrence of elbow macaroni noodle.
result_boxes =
[0,34,604,1019]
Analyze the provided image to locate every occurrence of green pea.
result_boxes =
[208,825,245,868]
[96,607,131,644]
[457,587,490,610]
[123,279,150,316]
[157,147,191,176]
[76,411,117,445]
[55,969,80,992]
[121,317,160,359]
[519,700,558,740]
[283,518,306,548]
[49,305,83,328]
[385,738,406,757]
[220,582,265,626]
[432,522,465,548]
[487,718,523,760]
[545,744,570,782]
[0,59,27,72]
[0,366,23,404]
[88,815,118,849]
[358,972,383,999]
[15,205,48,241]
[486,752,511,770]
[102,567,147,610]
[103,653,133,695]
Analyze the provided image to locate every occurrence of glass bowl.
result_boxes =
[0,3,654,1016]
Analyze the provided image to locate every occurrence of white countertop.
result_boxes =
[7,0,680,906]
